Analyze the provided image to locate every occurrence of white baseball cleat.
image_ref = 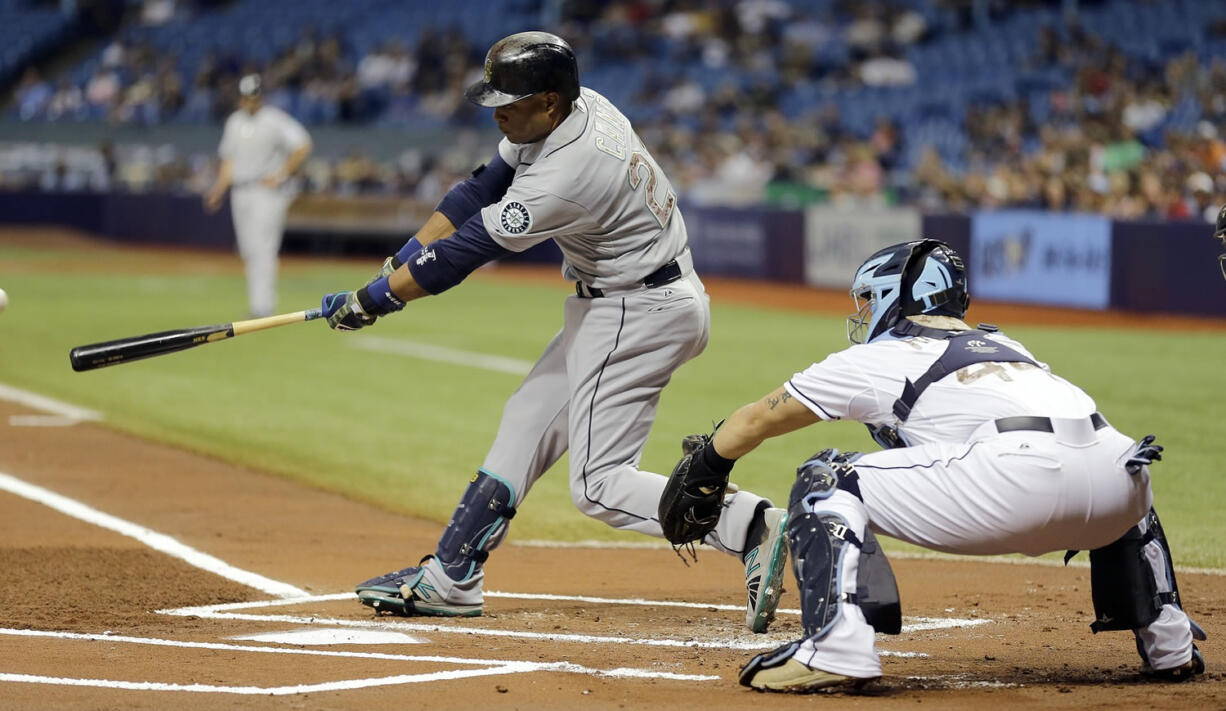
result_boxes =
[744,507,789,633]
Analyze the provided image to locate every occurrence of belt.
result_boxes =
[575,259,683,298]
[994,412,1109,434]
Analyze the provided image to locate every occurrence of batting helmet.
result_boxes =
[1215,203,1226,281]
[847,239,969,344]
[465,31,580,108]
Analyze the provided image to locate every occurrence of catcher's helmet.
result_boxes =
[847,239,969,344]
[1215,203,1226,281]
[465,31,580,108]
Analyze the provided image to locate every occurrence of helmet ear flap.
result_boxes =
[897,239,968,319]
[897,240,942,318]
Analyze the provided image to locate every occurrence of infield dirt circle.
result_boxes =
[0,233,1223,709]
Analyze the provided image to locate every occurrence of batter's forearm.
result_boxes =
[388,266,431,303]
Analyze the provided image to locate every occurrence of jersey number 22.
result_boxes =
[628,152,677,228]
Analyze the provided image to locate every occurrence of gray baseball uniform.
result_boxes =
[424,88,768,604]
[218,104,309,317]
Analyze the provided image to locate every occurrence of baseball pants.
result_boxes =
[789,421,1193,678]
[230,185,292,317]
[430,271,769,603]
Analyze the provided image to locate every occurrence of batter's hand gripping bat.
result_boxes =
[69,308,323,372]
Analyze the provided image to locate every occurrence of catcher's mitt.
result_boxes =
[658,426,732,546]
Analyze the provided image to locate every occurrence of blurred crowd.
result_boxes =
[3,0,1226,220]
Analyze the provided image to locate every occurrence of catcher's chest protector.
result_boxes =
[892,328,1037,422]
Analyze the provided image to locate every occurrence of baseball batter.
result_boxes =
[319,32,789,632]
[205,74,312,318]
[667,240,1205,691]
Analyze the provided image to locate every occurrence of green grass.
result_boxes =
[2,240,1223,568]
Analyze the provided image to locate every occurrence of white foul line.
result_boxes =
[0,471,306,599]
[351,336,533,375]
[0,627,716,680]
[0,382,102,423]
[0,668,530,696]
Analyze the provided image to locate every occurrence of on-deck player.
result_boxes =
[671,239,1205,691]
[205,74,312,318]
[319,31,790,632]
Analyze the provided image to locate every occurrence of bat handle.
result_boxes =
[304,307,323,321]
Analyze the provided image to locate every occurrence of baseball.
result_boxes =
[0,287,7,314]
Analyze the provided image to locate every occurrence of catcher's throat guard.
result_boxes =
[434,469,517,583]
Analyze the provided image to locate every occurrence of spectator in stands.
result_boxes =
[15,69,53,121]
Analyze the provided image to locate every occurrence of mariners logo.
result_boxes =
[500,201,531,235]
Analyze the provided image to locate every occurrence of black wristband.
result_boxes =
[355,286,378,314]
[702,442,736,474]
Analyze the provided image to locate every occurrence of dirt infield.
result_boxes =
[1,229,1223,708]
[2,396,1224,709]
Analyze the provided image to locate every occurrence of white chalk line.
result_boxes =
[0,382,102,423]
[0,470,306,599]
[0,667,531,696]
[161,591,985,635]
[154,606,935,656]
[351,336,533,375]
[0,628,718,683]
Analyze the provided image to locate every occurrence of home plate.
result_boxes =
[231,628,425,645]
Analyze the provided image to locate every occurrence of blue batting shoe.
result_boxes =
[355,556,483,617]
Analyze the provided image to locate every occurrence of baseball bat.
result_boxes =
[69,308,324,372]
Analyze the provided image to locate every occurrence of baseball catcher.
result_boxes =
[672,239,1205,692]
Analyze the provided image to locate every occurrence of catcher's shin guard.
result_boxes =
[789,448,901,636]
[435,469,517,583]
[788,509,859,639]
[1087,508,1204,636]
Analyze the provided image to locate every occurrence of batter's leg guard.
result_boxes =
[356,469,516,617]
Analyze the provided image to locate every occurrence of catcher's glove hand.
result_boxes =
[658,425,732,547]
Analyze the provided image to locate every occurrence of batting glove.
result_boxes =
[321,290,377,331]
[370,255,402,282]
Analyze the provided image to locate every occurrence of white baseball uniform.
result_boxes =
[781,329,1193,678]
[422,87,768,604]
[218,104,310,317]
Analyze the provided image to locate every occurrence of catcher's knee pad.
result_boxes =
[789,448,863,510]
[787,510,860,640]
[1088,508,1185,633]
[434,469,517,583]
